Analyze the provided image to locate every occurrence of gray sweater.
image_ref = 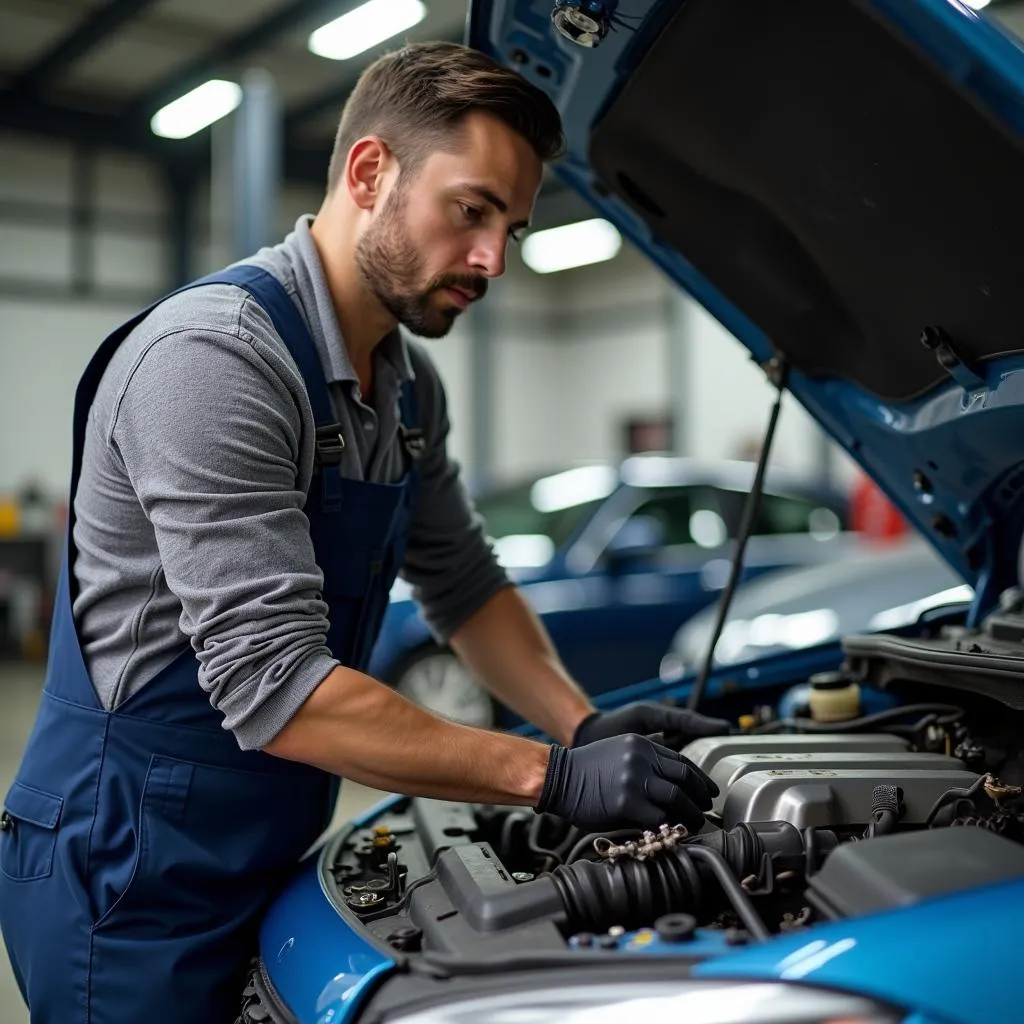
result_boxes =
[72,215,508,750]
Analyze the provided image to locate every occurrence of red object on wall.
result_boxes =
[850,474,909,541]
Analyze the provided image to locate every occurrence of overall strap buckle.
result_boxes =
[315,424,346,467]
[399,425,426,462]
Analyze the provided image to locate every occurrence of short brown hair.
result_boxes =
[326,41,565,192]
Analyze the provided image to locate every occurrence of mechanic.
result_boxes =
[0,42,728,1023]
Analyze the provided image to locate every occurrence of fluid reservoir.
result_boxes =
[807,672,861,723]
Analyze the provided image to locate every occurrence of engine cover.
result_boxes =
[683,734,910,776]
[682,734,978,829]
[806,826,1024,919]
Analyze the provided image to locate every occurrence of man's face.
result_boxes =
[355,111,543,338]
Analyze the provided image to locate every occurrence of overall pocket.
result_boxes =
[0,781,63,882]
[94,754,330,935]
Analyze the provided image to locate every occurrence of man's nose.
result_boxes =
[468,234,507,278]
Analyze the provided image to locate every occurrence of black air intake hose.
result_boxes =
[548,821,836,935]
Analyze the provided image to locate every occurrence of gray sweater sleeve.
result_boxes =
[109,323,339,750]
[401,342,511,641]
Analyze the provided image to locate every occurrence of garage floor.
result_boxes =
[0,662,388,1024]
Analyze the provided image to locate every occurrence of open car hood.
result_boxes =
[467,0,1024,621]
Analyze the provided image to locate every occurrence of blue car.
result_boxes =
[238,1,1024,1022]
[370,456,851,726]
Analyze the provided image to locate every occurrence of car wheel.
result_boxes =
[392,648,496,728]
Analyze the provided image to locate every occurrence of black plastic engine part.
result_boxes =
[434,843,564,931]
[412,799,476,864]
[413,823,837,942]
[695,820,838,890]
[865,784,904,839]
[654,913,697,943]
[806,826,1024,920]
[540,821,832,936]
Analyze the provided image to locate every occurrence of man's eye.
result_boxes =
[508,228,525,245]
[459,203,482,222]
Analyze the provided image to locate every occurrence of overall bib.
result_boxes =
[0,265,420,1022]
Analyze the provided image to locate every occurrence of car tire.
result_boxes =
[391,647,497,728]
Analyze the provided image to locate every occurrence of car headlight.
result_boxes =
[388,980,899,1024]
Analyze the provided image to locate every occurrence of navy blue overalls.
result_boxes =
[0,265,421,1022]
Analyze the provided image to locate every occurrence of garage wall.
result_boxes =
[0,129,851,503]
[1,133,164,500]
[491,242,855,487]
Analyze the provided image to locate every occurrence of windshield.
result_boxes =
[474,465,617,567]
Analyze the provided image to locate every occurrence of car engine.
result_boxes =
[321,659,1024,976]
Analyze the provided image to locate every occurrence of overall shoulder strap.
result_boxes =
[71,265,342,517]
[200,265,345,470]
[398,378,419,428]
[397,379,425,464]
[200,265,334,426]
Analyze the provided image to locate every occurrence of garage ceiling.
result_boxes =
[3,0,1024,192]
[0,0,469,184]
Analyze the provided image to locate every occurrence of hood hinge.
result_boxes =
[920,326,985,392]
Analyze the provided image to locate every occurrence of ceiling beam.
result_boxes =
[0,92,334,188]
[10,0,161,98]
[129,0,361,119]
[0,94,182,159]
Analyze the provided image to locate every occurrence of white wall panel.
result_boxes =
[421,320,472,473]
[683,298,848,480]
[561,323,669,464]
[493,331,564,481]
[0,132,71,206]
[95,152,166,218]
[0,298,138,495]
[94,233,168,293]
[0,224,72,283]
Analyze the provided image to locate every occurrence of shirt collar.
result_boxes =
[292,214,415,386]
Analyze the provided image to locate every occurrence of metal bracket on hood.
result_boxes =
[759,354,788,389]
[920,326,985,392]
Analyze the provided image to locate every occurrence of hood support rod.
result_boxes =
[687,355,788,711]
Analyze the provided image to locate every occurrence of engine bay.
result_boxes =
[322,660,1024,980]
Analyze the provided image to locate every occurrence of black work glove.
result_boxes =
[536,734,718,833]
[573,702,731,751]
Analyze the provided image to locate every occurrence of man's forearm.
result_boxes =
[263,663,551,803]
[448,586,594,745]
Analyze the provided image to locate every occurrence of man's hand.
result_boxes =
[536,734,717,833]
[573,702,732,751]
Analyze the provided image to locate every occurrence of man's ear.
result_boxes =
[345,137,393,212]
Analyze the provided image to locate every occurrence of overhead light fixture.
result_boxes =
[521,218,623,274]
[962,0,991,8]
[151,79,242,139]
[309,0,427,61]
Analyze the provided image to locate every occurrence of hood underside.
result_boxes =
[468,0,1024,618]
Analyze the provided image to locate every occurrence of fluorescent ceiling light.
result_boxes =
[309,0,427,61]
[151,79,242,139]
[962,0,991,9]
[522,218,622,274]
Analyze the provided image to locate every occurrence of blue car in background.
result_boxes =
[237,1,1024,1022]
[369,455,851,725]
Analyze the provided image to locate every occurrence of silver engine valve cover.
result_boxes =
[683,734,911,776]
[682,733,978,829]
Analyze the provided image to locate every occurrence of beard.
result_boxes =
[354,185,488,338]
